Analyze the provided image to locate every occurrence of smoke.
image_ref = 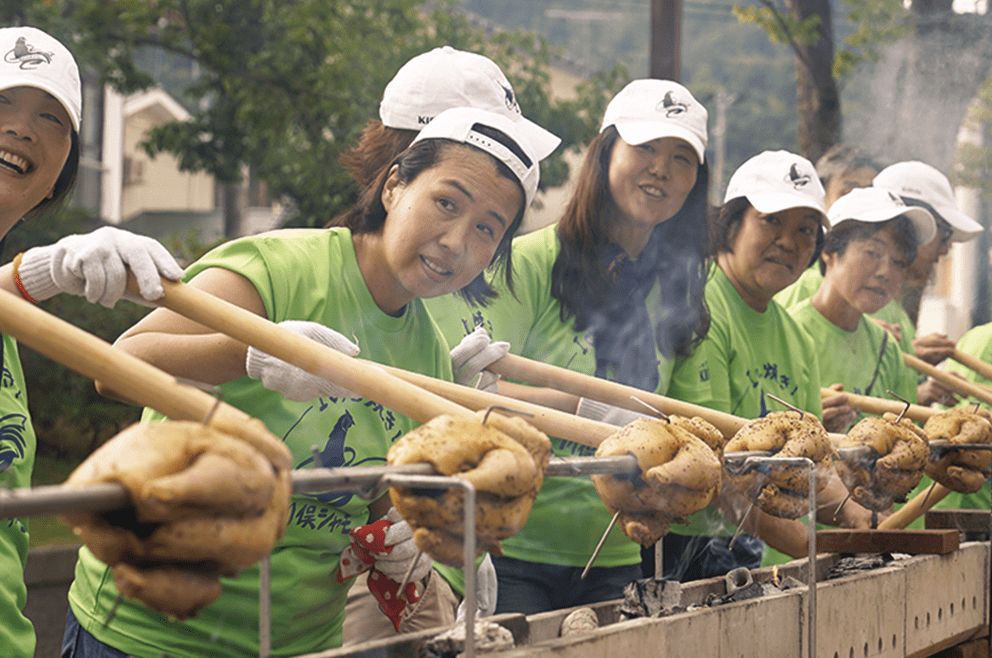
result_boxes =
[845,10,992,170]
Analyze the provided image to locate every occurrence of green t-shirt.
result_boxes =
[68,228,452,658]
[0,335,38,658]
[788,299,917,412]
[426,224,673,570]
[775,267,916,356]
[667,265,824,538]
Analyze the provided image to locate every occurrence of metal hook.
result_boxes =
[767,394,804,419]
[173,377,225,426]
[481,404,534,425]
[581,510,620,579]
[886,390,911,424]
[834,491,852,517]
[728,503,755,550]
[396,550,424,602]
[104,594,123,629]
[629,396,669,421]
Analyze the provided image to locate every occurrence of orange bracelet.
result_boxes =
[11,253,40,303]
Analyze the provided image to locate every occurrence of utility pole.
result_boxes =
[650,0,682,81]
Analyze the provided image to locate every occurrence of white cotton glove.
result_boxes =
[576,397,650,427]
[450,326,509,393]
[245,320,361,401]
[456,552,498,621]
[374,507,433,583]
[17,226,184,308]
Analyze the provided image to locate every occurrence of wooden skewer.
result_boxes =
[820,388,937,423]
[950,348,992,384]
[904,353,992,407]
[0,288,292,469]
[877,482,952,530]
[135,277,617,450]
[487,352,748,439]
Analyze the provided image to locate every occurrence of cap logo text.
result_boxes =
[888,191,906,207]
[4,36,54,70]
[417,115,434,125]
[657,91,689,118]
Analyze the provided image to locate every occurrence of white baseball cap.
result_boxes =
[872,161,982,242]
[0,26,81,131]
[724,150,827,224]
[379,46,561,160]
[827,187,936,245]
[412,106,540,207]
[600,79,708,163]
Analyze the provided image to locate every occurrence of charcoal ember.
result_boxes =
[419,620,514,657]
[705,581,766,606]
[561,607,599,636]
[779,575,806,590]
[618,578,684,620]
[826,553,896,579]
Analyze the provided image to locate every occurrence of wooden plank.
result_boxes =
[816,529,959,554]
[925,510,991,536]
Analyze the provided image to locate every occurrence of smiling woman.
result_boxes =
[0,26,187,658]
[788,187,936,416]
[423,79,712,615]
[72,106,552,658]
[666,150,833,578]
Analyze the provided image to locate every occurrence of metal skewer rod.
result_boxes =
[581,510,620,580]
[0,456,651,520]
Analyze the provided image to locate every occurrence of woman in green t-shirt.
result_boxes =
[65,107,549,658]
[788,187,935,418]
[426,79,712,613]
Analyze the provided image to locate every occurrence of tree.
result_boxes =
[5,0,624,229]
[735,0,992,168]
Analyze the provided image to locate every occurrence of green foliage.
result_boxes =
[953,80,992,198]
[732,4,823,49]
[10,0,612,229]
[833,0,911,78]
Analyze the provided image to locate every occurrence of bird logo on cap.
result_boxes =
[4,36,54,70]
[786,163,812,190]
[657,91,689,118]
[499,83,521,115]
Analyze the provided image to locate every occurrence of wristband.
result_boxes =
[11,253,40,303]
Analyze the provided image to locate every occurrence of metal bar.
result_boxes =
[259,554,271,658]
[1,457,647,520]
[382,473,476,658]
[736,455,817,658]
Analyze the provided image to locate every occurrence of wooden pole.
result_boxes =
[820,388,936,424]
[904,353,992,406]
[950,348,992,384]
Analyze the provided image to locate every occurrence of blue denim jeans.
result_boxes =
[61,607,130,658]
[491,555,642,615]
[645,533,764,582]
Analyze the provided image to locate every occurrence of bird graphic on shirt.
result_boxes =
[297,411,383,505]
[0,414,28,475]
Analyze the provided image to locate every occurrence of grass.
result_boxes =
[27,454,84,547]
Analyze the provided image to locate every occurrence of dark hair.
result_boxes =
[815,144,883,189]
[22,129,79,222]
[818,216,918,276]
[551,125,711,358]
[332,135,526,306]
[713,196,825,269]
[340,120,419,191]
